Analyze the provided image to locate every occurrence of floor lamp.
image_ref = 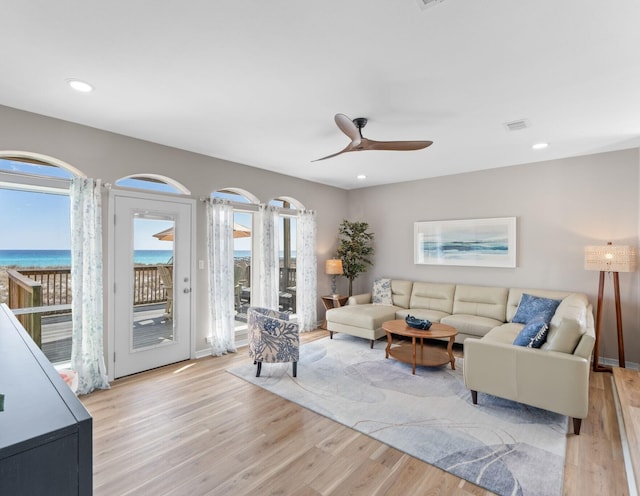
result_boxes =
[584,243,637,372]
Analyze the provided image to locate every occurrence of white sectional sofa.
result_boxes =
[325,279,595,434]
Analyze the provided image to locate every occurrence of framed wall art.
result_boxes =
[414,217,516,267]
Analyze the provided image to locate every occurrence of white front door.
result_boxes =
[112,192,194,378]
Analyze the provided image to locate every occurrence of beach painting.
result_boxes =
[414,217,516,267]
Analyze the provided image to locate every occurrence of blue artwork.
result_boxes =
[414,217,516,267]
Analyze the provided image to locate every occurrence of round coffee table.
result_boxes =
[382,319,458,374]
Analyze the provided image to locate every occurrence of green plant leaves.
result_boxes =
[336,220,374,295]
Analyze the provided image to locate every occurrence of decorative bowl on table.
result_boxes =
[405,315,432,330]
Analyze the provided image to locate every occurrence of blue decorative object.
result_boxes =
[513,319,549,348]
[405,315,432,330]
[512,293,562,325]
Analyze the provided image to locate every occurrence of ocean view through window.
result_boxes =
[0,161,74,363]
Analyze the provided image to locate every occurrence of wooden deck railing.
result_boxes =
[18,268,72,307]
[7,269,42,346]
[279,266,296,289]
[10,266,169,309]
[133,266,167,304]
[5,264,296,344]
[8,265,295,307]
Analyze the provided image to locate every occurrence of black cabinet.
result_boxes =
[0,304,92,495]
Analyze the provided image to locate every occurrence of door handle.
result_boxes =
[183,288,191,294]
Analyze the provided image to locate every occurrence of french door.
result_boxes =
[111,192,194,378]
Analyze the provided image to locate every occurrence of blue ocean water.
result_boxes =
[421,241,508,259]
[0,249,173,267]
[0,249,261,267]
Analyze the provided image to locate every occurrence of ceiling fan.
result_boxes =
[313,113,433,162]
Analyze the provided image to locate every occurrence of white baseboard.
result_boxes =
[599,356,640,370]
[195,338,248,360]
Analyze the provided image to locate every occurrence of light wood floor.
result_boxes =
[81,330,630,496]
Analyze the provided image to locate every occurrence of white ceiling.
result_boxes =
[2,1,640,190]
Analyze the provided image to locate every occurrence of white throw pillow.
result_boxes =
[372,278,393,305]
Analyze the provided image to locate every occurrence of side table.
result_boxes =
[321,294,348,330]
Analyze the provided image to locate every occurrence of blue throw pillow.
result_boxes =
[513,319,549,348]
[512,293,562,324]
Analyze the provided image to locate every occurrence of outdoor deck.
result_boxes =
[38,303,251,364]
[4,264,295,364]
[41,304,174,363]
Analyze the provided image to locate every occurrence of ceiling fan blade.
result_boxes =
[313,114,433,161]
[311,142,356,162]
[334,113,362,146]
[359,138,433,151]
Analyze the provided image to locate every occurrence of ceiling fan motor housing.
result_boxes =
[353,117,368,129]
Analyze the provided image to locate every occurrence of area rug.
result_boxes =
[228,334,568,496]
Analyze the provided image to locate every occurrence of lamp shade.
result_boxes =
[325,259,343,275]
[584,244,637,272]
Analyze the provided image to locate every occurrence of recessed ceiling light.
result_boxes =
[66,79,94,93]
[532,142,549,150]
[357,174,366,180]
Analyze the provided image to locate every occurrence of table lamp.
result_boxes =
[325,259,343,296]
[584,242,637,371]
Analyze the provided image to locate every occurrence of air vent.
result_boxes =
[416,0,445,10]
[504,119,530,132]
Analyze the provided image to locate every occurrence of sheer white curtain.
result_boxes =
[296,209,317,331]
[70,177,109,394]
[255,204,279,309]
[207,199,236,356]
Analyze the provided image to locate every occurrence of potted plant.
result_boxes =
[336,220,374,296]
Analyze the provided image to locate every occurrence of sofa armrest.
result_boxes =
[348,293,372,305]
[573,333,595,360]
[463,338,591,419]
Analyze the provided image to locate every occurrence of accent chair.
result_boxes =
[247,307,299,377]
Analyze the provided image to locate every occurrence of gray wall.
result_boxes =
[0,105,348,355]
[2,104,639,366]
[347,148,640,365]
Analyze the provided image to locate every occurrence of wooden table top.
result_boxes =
[382,319,458,339]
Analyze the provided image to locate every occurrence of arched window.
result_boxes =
[115,174,190,195]
[0,153,79,364]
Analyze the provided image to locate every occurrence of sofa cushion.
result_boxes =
[513,319,549,348]
[391,280,413,309]
[541,318,584,353]
[506,288,572,322]
[452,285,509,322]
[372,278,393,305]
[409,282,455,314]
[441,314,503,337]
[512,293,562,325]
[326,304,399,330]
[550,293,588,328]
[573,308,595,359]
[483,323,524,344]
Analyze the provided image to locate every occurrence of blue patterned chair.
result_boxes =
[247,307,299,377]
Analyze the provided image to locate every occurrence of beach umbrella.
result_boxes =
[232,222,251,238]
[152,226,175,241]
[152,223,251,241]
